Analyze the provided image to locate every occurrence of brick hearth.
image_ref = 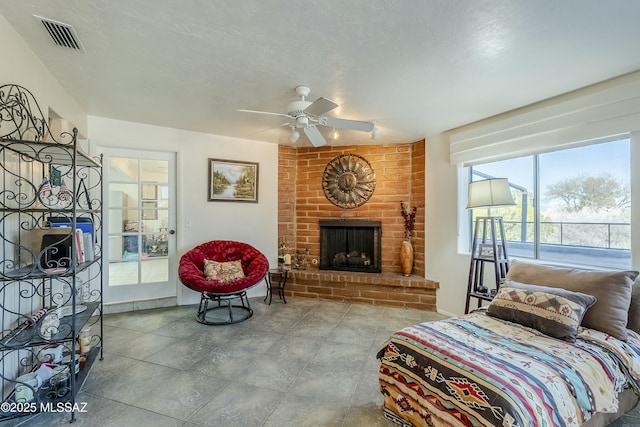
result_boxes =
[285,270,438,311]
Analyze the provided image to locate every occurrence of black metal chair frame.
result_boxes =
[197,289,254,325]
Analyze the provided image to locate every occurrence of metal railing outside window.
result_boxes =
[503,221,631,250]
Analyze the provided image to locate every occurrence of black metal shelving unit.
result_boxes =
[0,84,103,422]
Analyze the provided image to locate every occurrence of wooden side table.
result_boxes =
[264,267,289,305]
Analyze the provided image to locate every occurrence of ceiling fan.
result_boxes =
[238,86,375,147]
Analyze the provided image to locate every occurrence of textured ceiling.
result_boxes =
[2,0,640,147]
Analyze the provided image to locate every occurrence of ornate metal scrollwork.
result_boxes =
[322,153,376,209]
[0,84,49,142]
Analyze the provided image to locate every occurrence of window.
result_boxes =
[468,138,631,269]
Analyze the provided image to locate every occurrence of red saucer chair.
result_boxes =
[178,240,269,325]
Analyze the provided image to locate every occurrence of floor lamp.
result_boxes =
[465,178,515,313]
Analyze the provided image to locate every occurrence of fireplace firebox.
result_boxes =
[319,220,382,273]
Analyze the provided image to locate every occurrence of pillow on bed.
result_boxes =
[627,276,640,334]
[506,260,638,341]
[204,259,245,283]
[487,280,596,342]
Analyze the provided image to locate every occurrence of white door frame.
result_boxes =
[102,148,177,304]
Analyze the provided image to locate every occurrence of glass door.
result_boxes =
[103,149,176,303]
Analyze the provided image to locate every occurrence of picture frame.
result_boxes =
[208,158,259,203]
[141,184,157,201]
[141,201,158,220]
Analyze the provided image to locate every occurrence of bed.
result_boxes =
[377,261,640,427]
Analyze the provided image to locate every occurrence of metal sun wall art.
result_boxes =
[322,153,376,209]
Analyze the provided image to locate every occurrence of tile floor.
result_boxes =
[6,297,640,426]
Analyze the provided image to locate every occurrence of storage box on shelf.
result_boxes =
[0,84,103,422]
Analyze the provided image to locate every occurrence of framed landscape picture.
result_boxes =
[208,158,259,203]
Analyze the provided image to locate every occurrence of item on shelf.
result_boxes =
[62,352,81,374]
[79,327,91,354]
[34,363,55,383]
[43,267,67,275]
[22,307,49,326]
[57,304,87,318]
[39,233,73,269]
[37,176,52,199]
[57,179,73,203]
[78,354,87,370]
[45,365,70,398]
[77,279,91,303]
[38,344,64,364]
[47,216,94,240]
[15,372,40,390]
[39,313,61,340]
[14,385,34,403]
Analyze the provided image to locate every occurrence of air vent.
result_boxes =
[33,15,85,51]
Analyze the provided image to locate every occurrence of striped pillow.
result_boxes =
[488,280,597,342]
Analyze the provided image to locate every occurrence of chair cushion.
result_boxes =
[178,240,268,294]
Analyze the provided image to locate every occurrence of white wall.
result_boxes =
[0,15,87,136]
[88,117,279,305]
[424,134,470,316]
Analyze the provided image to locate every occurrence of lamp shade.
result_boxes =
[466,178,515,209]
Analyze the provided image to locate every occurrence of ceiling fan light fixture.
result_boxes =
[371,126,379,140]
[289,130,300,143]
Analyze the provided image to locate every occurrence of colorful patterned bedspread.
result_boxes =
[377,312,640,427]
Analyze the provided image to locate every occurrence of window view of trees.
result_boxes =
[546,173,630,213]
[470,138,631,268]
[543,172,631,251]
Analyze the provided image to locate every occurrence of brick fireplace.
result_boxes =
[277,140,438,310]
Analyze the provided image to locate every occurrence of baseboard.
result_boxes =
[103,296,177,314]
[437,308,458,318]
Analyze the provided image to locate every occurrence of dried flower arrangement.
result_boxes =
[400,201,417,240]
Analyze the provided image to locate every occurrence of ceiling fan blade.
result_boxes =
[238,109,292,119]
[318,116,374,132]
[303,125,327,147]
[304,97,338,117]
[244,122,290,138]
